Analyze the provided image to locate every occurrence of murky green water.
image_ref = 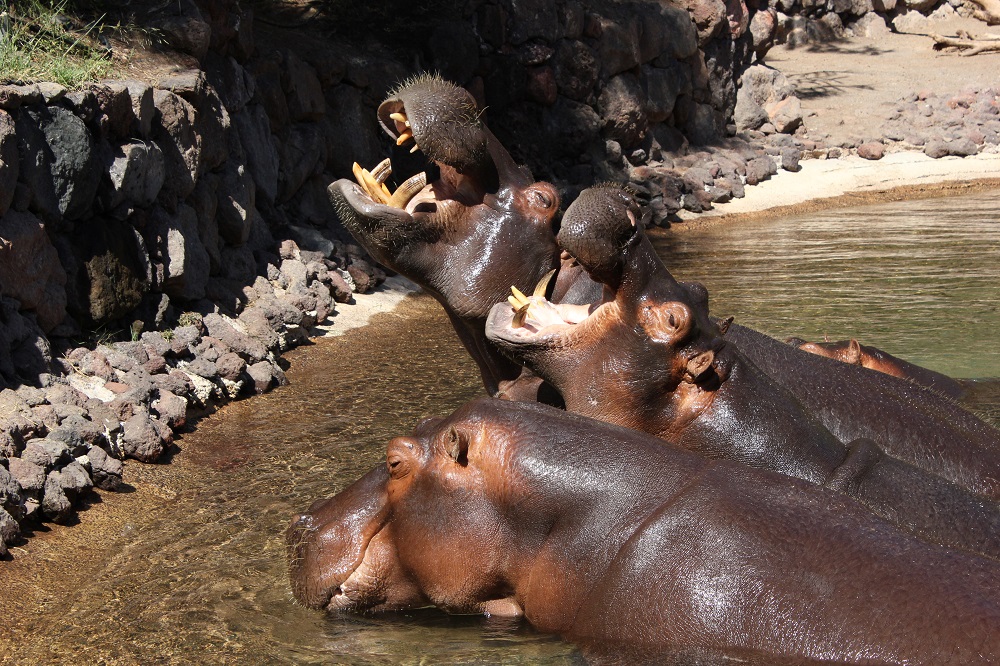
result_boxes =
[2,190,999,665]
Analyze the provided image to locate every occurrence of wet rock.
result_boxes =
[21,438,72,472]
[0,506,20,550]
[0,464,25,520]
[151,390,188,430]
[83,444,122,491]
[121,410,166,462]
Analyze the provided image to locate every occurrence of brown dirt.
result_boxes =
[768,14,1000,146]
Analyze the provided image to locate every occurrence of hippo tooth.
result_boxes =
[389,111,408,124]
[508,294,525,311]
[533,269,557,299]
[370,158,393,184]
[387,171,428,209]
[396,129,414,146]
[409,143,420,153]
[510,285,529,306]
[353,163,391,204]
[512,303,530,328]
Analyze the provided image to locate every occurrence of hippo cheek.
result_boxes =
[327,526,430,613]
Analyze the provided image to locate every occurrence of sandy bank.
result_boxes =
[677,152,1000,227]
[314,275,420,337]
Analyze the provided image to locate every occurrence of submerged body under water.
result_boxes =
[2,190,1000,664]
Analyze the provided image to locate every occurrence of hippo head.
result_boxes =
[485,186,729,428]
[329,75,564,394]
[287,402,531,618]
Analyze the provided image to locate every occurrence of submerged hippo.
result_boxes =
[486,186,1000,556]
[287,398,1000,663]
[786,337,966,399]
[328,74,578,400]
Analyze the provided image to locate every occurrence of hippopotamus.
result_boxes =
[328,74,580,401]
[786,337,966,400]
[287,398,1000,663]
[329,76,1000,491]
[486,186,1000,557]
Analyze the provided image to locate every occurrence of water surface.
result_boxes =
[2,190,999,664]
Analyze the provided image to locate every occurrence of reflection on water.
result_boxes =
[2,191,999,664]
[654,190,1000,378]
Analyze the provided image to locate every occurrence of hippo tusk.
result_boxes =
[534,269,557,299]
[511,302,530,328]
[387,172,428,209]
[389,111,410,127]
[352,162,390,204]
[396,128,414,146]
[510,285,529,306]
[370,158,392,184]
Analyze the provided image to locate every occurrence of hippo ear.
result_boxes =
[640,301,692,343]
[444,427,469,466]
[846,339,863,365]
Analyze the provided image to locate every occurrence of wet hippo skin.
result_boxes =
[287,398,1000,663]
[330,77,1000,497]
[486,186,1000,558]
[328,74,565,400]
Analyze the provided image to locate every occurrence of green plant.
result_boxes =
[0,0,117,86]
[177,311,202,328]
[161,329,174,341]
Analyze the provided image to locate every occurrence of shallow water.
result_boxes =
[2,190,1000,664]
[654,189,1000,378]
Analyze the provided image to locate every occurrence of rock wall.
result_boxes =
[0,0,764,551]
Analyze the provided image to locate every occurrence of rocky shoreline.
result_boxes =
[3,0,1000,558]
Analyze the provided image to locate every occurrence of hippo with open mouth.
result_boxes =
[328,74,583,400]
[287,398,1000,663]
[485,186,1000,556]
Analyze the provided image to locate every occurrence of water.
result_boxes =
[2,190,999,664]
[654,190,1000,378]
